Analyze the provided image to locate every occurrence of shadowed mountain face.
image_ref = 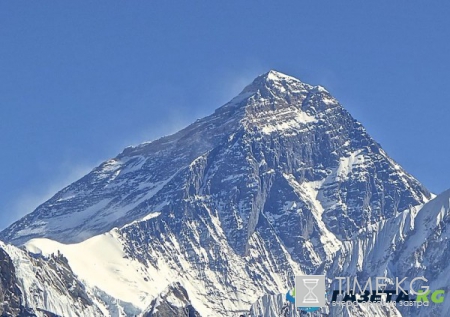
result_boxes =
[0,71,437,316]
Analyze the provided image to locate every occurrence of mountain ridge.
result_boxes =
[0,70,430,246]
[0,70,440,317]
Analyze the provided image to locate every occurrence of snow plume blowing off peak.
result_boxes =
[0,70,440,317]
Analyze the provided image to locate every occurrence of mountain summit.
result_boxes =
[1,70,429,247]
[0,71,435,316]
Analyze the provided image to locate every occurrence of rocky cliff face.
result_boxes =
[0,246,36,316]
[0,71,442,317]
[142,283,201,317]
[0,241,112,317]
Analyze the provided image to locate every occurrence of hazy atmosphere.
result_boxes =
[2,1,450,229]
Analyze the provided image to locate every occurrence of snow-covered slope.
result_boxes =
[22,216,302,316]
[0,70,441,317]
[0,241,113,317]
[330,189,450,317]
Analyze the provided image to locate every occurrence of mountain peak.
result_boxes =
[0,69,431,248]
[239,70,311,98]
[0,69,438,317]
[264,69,298,81]
[253,69,305,86]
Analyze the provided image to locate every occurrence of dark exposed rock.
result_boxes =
[143,283,201,317]
[0,246,37,316]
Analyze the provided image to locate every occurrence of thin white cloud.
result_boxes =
[4,162,94,229]
[216,67,267,104]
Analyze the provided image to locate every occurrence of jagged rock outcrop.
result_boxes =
[142,283,201,317]
[0,246,36,316]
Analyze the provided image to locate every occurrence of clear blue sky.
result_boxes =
[1,2,450,229]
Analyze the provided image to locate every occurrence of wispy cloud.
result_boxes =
[2,162,94,230]
[215,66,267,104]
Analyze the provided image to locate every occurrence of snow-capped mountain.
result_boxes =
[0,70,445,317]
